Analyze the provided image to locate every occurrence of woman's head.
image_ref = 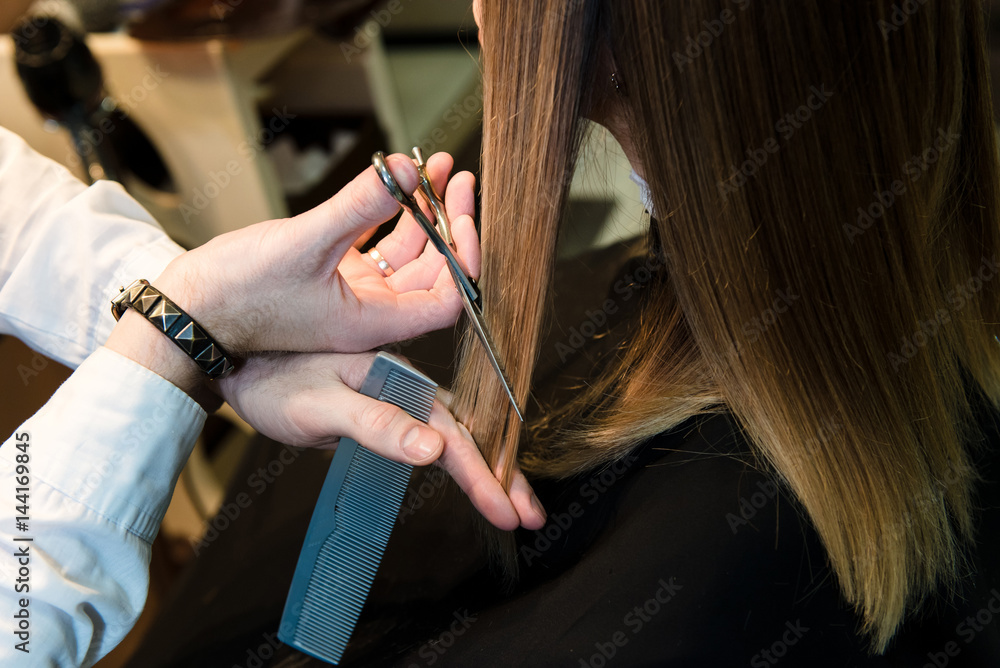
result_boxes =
[457,0,1000,652]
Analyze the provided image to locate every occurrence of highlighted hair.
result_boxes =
[454,0,1000,652]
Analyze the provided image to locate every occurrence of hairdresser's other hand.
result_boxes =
[153,152,478,355]
[218,352,546,531]
[435,388,546,531]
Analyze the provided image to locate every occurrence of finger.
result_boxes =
[336,275,462,350]
[437,386,456,407]
[337,351,381,390]
[383,211,479,294]
[353,225,380,250]
[326,389,444,465]
[358,246,396,278]
[382,286,464,339]
[409,152,452,230]
[451,213,481,279]
[443,170,479,279]
[509,464,547,530]
[385,240,450,293]
[295,153,420,264]
[422,152,455,196]
[338,245,393,285]
[372,214,431,272]
[428,401,522,531]
[297,351,439,464]
[385,169,479,292]
[444,170,476,222]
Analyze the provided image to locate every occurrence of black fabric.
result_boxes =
[127,239,1000,667]
[128,406,1000,668]
[369,409,1000,668]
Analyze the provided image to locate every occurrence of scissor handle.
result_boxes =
[372,152,480,303]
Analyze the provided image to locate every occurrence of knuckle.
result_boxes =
[358,401,401,438]
[350,182,386,223]
[341,353,378,390]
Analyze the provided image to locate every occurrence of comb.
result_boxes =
[278,352,437,664]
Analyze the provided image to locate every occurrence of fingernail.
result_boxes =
[530,493,547,521]
[402,426,438,461]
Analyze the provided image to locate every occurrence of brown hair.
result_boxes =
[454,0,1000,652]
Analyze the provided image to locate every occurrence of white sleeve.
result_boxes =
[0,127,206,665]
[0,347,206,667]
[0,125,184,368]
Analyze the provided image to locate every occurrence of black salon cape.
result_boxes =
[126,243,1000,668]
[125,406,1000,668]
[378,409,1000,668]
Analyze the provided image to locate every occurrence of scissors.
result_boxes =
[372,149,524,422]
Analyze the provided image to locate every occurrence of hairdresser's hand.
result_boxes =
[218,352,547,531]
[107,153,477,409]
[152,152,477,356]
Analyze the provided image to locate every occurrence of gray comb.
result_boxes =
[278,352,437,664]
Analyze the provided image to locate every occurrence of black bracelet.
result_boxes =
[111,279,235,380]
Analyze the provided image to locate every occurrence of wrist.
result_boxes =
[105,308,221,411]
[154,247,252,355]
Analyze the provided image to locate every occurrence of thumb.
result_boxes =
[297,153,422,261]
[335,391,444,466]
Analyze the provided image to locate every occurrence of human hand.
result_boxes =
[155,152,479,355]
[218,351,547,531]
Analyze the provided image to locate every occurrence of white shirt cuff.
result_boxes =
[0,346,206,542]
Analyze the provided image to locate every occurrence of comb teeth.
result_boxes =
[280,354,437,664]
[292,451,412,659]
[379,368,435,422]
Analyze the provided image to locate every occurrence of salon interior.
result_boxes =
[0,1,645,666]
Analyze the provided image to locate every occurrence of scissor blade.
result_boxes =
[455,279,524,422]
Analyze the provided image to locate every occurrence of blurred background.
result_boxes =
[0,1,644,665]
[5,1,1000,665]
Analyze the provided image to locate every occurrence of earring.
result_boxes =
[611,71,627,97]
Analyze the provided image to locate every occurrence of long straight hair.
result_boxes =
[454,0,1000,652]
